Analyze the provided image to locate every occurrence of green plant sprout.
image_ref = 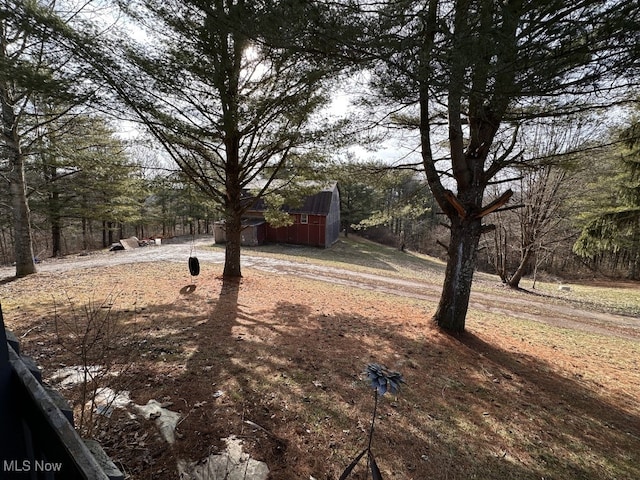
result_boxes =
[340,363,405,480]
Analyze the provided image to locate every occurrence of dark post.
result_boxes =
[0,304,23,464]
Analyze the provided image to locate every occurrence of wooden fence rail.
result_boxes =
[1,306,122,480]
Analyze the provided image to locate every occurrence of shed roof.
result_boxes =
[291,189,334,215]
[245,181,338,216]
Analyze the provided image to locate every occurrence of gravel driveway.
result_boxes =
[2,235,638,341]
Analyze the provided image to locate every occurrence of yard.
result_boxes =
[1,236,639,479]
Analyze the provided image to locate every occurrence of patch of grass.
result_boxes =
[528,280,640,317]
[214,234,449,282]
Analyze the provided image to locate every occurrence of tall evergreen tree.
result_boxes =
[368,0,640,331]
[573,121,640,279]
[69,0,347,278]
[24,112,143,253]
[0,0,89,275]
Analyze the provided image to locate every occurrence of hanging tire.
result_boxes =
[188,256,200,276]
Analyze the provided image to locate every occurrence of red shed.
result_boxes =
[245,182,340,248]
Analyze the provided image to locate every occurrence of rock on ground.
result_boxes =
[177,436,269,480]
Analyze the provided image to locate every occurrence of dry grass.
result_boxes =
[1,241,639,480]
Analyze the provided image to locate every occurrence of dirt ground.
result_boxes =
[1,238,639,479]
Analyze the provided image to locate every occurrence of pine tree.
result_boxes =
[1,1,89,275]
[72,0,346,277]
[28,113,145,251]
[368,0,640,331]
[574,121,640,279]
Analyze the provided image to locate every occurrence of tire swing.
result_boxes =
[188,234,200,278]
[188,255,200,276]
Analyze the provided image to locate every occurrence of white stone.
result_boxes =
[50,365,105,387]
[133,399,181,444]
[178,436,269,480]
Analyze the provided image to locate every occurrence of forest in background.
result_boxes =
[1,119,638,282]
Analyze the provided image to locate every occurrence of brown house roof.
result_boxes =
[245,182,338,216]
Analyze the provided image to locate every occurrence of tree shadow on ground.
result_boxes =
[453,330,640,479]
[174,289,640,480]
[0,275,20,285]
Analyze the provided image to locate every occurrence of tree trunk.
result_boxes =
[102,220,108,248]
[630,250,640,281]
[9,167,37,277]
[433,217,483,332]
[51,216,62,257]
[223,210,242,278]
[507,246,534,289]
[50,188,62,257]
[2,80,36,277]
[0,226,8,264]
[82,218,89,250]
[5,144,35,276]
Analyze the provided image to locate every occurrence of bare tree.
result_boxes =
[488,164,571,288]
[484,123,589,288]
